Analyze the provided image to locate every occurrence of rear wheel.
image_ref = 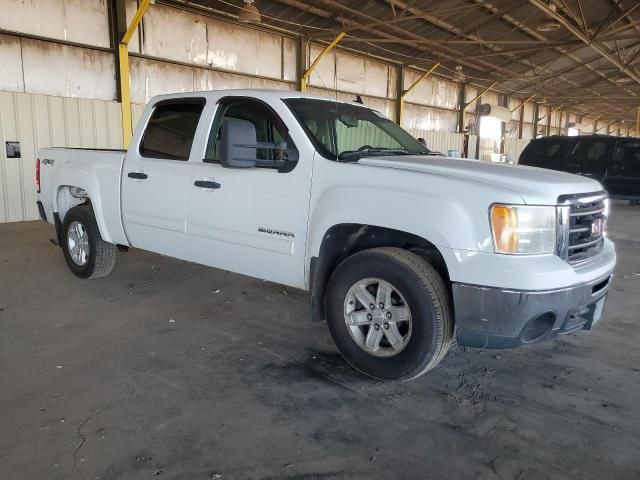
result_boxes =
[61,205,116,279]
[325,247,452,381]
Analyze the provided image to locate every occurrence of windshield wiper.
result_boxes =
[338,147,413,162]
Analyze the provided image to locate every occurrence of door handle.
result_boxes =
[194,180,221,189]
[128,172,148,180]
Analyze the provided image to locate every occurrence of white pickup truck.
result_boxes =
[36,89,616,380]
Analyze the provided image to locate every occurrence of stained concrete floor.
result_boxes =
[0,202,639,480]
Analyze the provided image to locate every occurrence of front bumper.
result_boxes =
[453,273,612,349]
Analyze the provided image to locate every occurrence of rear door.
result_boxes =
[604,140,640,198]
[121,98,206,259]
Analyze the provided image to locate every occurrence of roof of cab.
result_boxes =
[148,88,363,106]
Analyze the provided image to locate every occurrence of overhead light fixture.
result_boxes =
[453,65,466,83]
[536,3,561,32]
[238,0,261,24]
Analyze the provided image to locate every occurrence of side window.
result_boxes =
[612,142,640,176]
[206,100,290,164]
[140,101,205,160]
[520,139,569,168]
[568,140,609,175]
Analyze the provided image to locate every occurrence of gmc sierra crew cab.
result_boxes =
[36,90,616,380]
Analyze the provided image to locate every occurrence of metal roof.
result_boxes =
[182,0,640,128]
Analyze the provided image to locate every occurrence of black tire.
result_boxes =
[61,204,116,279]
[325,247,452,381]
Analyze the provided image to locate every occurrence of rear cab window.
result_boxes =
[140,99,206,160]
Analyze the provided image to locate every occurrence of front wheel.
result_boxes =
[325,247,452,381]
[61,204,116,279]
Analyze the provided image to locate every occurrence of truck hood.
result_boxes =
[357,155,604,204]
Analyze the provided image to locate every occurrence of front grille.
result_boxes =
[557,192,607,264]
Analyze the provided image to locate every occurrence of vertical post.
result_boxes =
[558,110,563,135]
[457,82,466,134]
[109,0,127,102]
[533,102,539,138]
[517,102,524,139]
[636,106,640,137]
[594,118,599,134]
[297,36,307,92]
[395,65,405,125]
[499,94,507,154]
[119,0,151,148]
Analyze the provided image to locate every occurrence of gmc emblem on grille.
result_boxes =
[591,218,603,236]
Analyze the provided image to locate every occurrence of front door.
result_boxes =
[186,98,313,288]
[121,98,206,259]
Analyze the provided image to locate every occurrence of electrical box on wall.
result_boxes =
[5,142,21,158]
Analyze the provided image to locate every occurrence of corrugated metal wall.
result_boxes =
[504,138,530,163]
[0,92,122,222]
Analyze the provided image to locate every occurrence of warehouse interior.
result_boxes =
[1,1,639,479]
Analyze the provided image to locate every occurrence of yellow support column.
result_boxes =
[300,32,346,93]
[119,0,151,148]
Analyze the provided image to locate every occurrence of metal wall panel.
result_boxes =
[406,129,466,156]
[0,35,24,92]
[402,103,458,132]
[21,39,115,100]
[129,57,194,104]
[0,0,110,47]
[308,45,396,99]
[504,138,529,163]
[307,87,395,119]
[143,3,208,65]
[404,70,458,109]
[0,92,122,223]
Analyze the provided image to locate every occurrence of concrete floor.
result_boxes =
[0,203,639,480]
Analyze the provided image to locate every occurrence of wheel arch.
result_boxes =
[309,223,451,323]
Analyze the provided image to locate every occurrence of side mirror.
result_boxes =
[417,137,427,147]
[218,118,260,168]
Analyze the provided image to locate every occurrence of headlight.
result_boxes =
[490,204,556,254]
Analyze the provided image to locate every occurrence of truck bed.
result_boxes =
[38,147,128,245]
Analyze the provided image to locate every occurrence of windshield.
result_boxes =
[284,98,429,161]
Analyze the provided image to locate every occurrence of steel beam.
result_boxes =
[300,32,345,93]
[465,81,498,108]
[537,104,564,123]
[510,94,535,112]
[119,0,151,148]
[397,62,439,126]
[529,0,640,86]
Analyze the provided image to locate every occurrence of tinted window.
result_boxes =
[567,140,609,175]
[206,100,289,163]
[140,101,205,160]
[612,141,640,176]
[520,139,570,169]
